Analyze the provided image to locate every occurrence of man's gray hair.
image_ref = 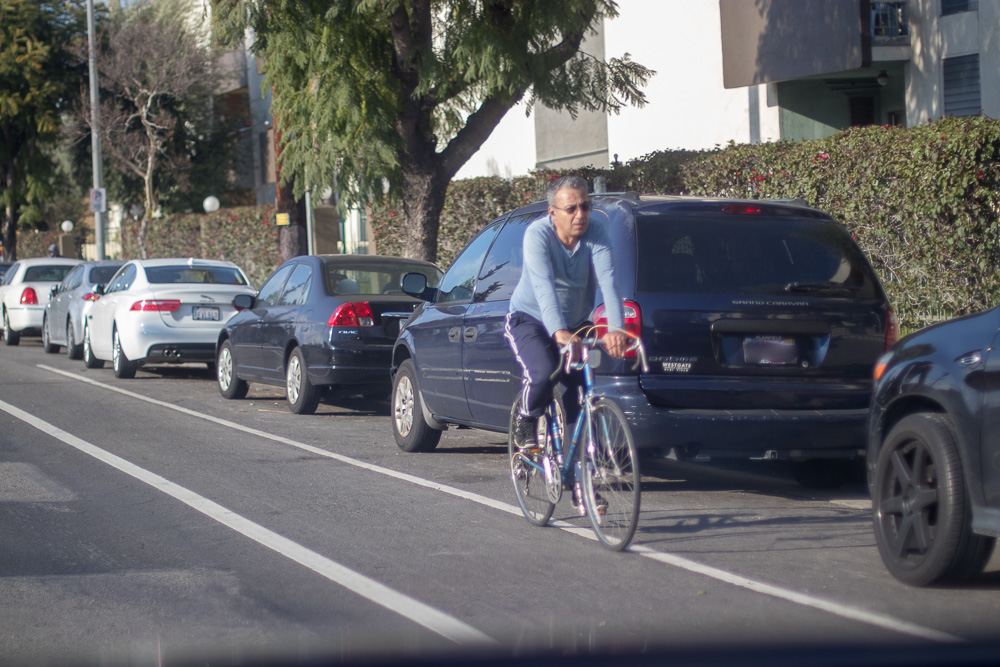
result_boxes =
[545,175,589,206]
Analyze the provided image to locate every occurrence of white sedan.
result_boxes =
[0,258,82,345]
[83,258,255,378]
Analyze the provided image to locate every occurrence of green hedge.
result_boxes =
[118,205,281,288]
[22,117,998,335]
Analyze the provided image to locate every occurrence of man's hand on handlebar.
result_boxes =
[601,330,629,359]
[553,329,582,363]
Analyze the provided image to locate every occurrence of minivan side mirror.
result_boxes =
[401,272,433,300]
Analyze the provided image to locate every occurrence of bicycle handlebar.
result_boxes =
[550,331,650,381]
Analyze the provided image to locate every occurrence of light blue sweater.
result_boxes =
[509,214,625,335]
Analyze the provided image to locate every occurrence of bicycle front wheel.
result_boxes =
[508,397,556,526]
[582,398,641,550]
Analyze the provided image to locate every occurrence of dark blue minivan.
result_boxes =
[390,193,897,488]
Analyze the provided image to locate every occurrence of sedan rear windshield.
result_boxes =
[23,265,74,282]
[88,266,121,284]
[145,266,248,285]
[325,262,442,296]
[635,215,881,299]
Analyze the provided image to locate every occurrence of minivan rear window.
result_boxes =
[635,216,880,299]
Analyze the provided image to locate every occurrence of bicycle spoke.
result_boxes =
[582,399,640,550]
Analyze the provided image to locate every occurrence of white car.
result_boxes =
[83,258,255,378]
[0,258,82,345]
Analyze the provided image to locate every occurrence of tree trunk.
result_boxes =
[2,203,17,262]
[400,166,447,263]
[274,126,307,261]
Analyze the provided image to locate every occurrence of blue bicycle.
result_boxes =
[508,333,648,551]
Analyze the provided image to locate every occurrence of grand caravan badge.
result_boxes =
[650,356,696,373]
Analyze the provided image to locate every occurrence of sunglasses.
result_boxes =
[551,201,592,215]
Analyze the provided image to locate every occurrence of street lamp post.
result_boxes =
[86,0,106,260]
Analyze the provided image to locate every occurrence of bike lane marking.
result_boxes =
[37,365,963,644]
[0,394,496,647]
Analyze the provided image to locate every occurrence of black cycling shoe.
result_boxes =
[572,485,607,516]
[513,413,538,449]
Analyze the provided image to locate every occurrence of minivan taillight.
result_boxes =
[594,300,642,359]
[884,307,899,351]
[328,302,374,327]
[20,288,38,305]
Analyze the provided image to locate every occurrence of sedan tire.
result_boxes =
[65,319,83,360]
[83,324,104,369]
[3,310,20,346]
[286,347,319,415]
[217,340,249,400]
[872,413,995,586]
[42,315,59,354]
[112,327,138,379]
[391,359,441,453]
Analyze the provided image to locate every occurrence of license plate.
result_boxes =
[192,306,220,321]
[743,335,798,366]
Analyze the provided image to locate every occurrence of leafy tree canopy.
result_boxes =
[0,0,88,259]
[214,0,652,261]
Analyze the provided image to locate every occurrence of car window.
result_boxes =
[256,265,294,307]
[278,264,312,306]
[144,265,248,285]
[475,214,536,302]
[23,265,74,282]
[6,263,20,283]
[635,216,880,298]
[88,265,122,286]
[61,265,83,292]
[107,264,138,293]
[435,222,501,304]
[324,260,442,296]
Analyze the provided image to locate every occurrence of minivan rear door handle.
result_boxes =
[463,326,478,342]
[448,327,461,343]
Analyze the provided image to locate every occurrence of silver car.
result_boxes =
[83,258,255,378]
[43,260,125,359]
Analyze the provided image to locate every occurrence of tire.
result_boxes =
[42,315,59,353]
[582,398,641,551]
[83,324,104,369]
[872,413,996,586]
[508,394,556,526]
[391,359,441,452]
[65,319,83,360]
[285,347,319,415]
[3,310,20,346]
[791,458,853,490]
[217,340,249,400]
[112,327,138,379]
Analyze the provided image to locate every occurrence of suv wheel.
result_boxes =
[872,413,995,586]
[391,359,441,452]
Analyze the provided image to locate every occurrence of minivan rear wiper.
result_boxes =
[784,281,861,296]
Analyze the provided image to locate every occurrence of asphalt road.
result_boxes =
[1,338,999,665]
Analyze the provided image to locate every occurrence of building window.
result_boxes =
[943,54,981,117]
[849,96,875,126]
[941,0,978,16]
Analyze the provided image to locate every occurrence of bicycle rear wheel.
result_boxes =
[508,397,556,526]
[582,398,641,550]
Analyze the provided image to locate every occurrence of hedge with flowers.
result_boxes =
[370,116,1000,334]
[119,205,281,288]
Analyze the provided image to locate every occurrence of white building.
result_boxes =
[459,0,999,179]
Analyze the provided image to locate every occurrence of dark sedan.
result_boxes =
[868,309,1000,586]
[216,254,442,414]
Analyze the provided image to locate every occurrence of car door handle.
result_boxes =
[463,326,478,342]
[448,327,461,343]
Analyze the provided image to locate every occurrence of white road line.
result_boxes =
[36,365,965,643]
[0,395,496,647]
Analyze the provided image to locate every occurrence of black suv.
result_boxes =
[391,194,897,488]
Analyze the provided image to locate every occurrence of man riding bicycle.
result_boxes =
[504,175,629,515]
